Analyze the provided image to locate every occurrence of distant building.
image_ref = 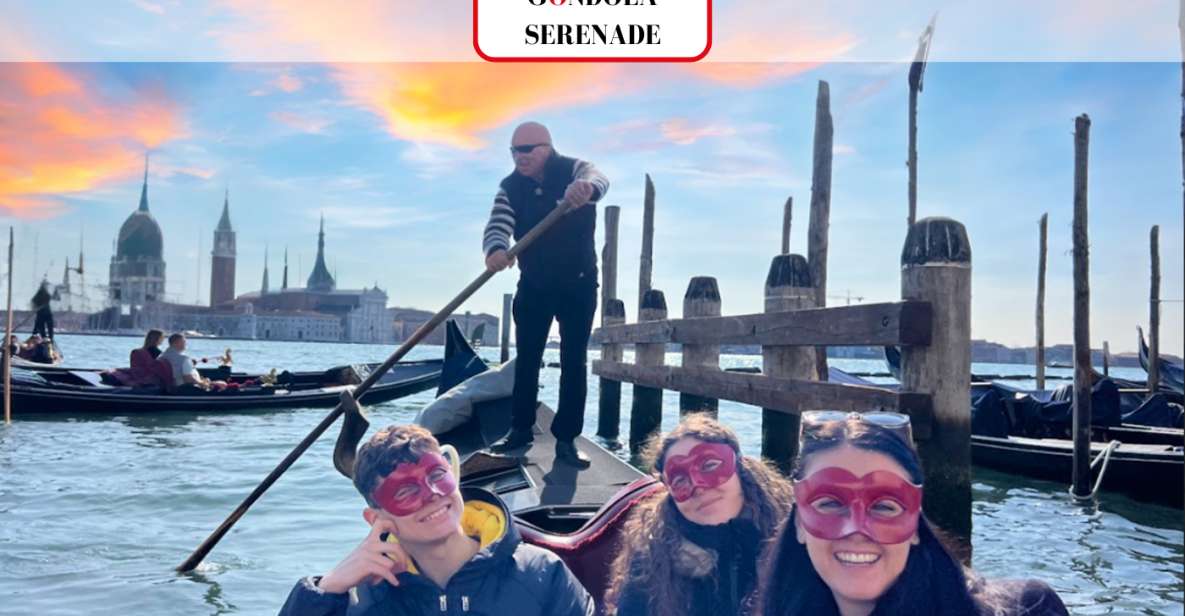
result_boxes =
[390,307,499,346]
[109,158,166,308]
[210,189,236,307]
[229,218,394,343]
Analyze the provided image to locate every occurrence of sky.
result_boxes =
[0,1,1181,356]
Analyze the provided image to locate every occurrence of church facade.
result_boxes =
[108,161,166,308]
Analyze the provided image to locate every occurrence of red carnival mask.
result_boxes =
[661,442,738,502]
[793,467,923,544]
[371,452,458,517]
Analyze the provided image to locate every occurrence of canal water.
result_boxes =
[1,334,1181,614]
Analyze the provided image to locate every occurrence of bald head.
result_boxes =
[512,122,552,147]
[510,121,554,180]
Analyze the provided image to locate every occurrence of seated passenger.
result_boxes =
[755,411,1069,616]
[279,397,594,616]
[17,334,41,360]
[6,335,19,357]
[605,414,794,616]
[104,329,166,387]
[159,333,225,392]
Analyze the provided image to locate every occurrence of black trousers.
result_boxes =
[511,275,597,441]
[33,310,54,340]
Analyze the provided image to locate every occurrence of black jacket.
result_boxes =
[483,153,609,288]
[615,511,764,616]
[278,487,594,616]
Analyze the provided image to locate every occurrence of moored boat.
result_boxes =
[8,357,443,415]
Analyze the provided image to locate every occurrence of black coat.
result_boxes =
[615,511,764,616]
[278,488,594,616]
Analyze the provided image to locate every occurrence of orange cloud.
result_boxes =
[0,63,187,217]
[330,63,624,149]
[208,1,851,147]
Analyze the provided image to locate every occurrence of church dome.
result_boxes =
[116,211,163,260]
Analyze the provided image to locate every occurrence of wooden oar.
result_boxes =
[176,199,575,573]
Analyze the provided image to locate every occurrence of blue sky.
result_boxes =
[0,61,1180,355]
[0,3,1181,355]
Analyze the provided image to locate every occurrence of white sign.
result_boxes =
[474,0,712,61]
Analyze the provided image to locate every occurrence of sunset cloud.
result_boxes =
[330,63,624,149]
[0,63,187,217]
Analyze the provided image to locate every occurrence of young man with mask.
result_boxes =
[278,407,595,615]
[482,121,610,469]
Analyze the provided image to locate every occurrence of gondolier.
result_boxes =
[31,281,54,340]
[483,121,609,468]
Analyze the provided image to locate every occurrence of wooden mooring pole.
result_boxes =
[500,293,512,364]
[680,277,721,417]
[1102,341,1110,376]
[629,289,666,454]
[808,80,833,382]
[762,254,816,473]
[638,176,655,320]
[900,217,972,557]
[4,227,13,424]
[781,196,793,254]
[1036,213,1048,390]
[603,205,620,309]
[1071,114,1093,500]
[1148,225,1160,393]
[598,299,626,441]
[598,205,623,441]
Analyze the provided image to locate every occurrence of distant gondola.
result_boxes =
[1139,326,1185,395]
[8,353,444,415]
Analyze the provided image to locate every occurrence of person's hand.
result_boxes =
[317,516,409,594]
[563,180,595,209]
[485,249,516,272]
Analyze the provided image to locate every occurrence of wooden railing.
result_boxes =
[590,211,972,547]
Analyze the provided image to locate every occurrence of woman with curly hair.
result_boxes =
[605,414,794,616]
[754,411,1067,616]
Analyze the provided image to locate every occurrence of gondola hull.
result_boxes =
[971,435,1184,508]
[9,360,443,415]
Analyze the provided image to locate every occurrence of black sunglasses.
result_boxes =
[510,143,549,154]
[799,411,915,446]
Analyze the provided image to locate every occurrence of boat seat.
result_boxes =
[68,371,113,388]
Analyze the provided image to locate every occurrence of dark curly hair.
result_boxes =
[604,414,794,616]
[352,424,441,508]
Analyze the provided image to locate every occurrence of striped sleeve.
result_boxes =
[572,159,610,202]
[483,188,515,256]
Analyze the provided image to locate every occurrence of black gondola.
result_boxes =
[874,351,1184,506]
[8,355,443,415]
[971,434,1183,508]
[1139,326,1185,395]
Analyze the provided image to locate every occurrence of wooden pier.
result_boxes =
[590,184,973,548]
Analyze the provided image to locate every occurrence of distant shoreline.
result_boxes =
[48,330,1175,368]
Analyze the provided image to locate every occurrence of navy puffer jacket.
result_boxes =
[278,487,594,616]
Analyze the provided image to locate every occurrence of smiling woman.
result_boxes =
[754,412,1070,616]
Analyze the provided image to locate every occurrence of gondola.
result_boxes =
[1139,326,1185,395]
[8,353,443,415]
[971,434,1183,508]
[874,352,1184,506]
[885,345,1184,442]
[345,321,655,603]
